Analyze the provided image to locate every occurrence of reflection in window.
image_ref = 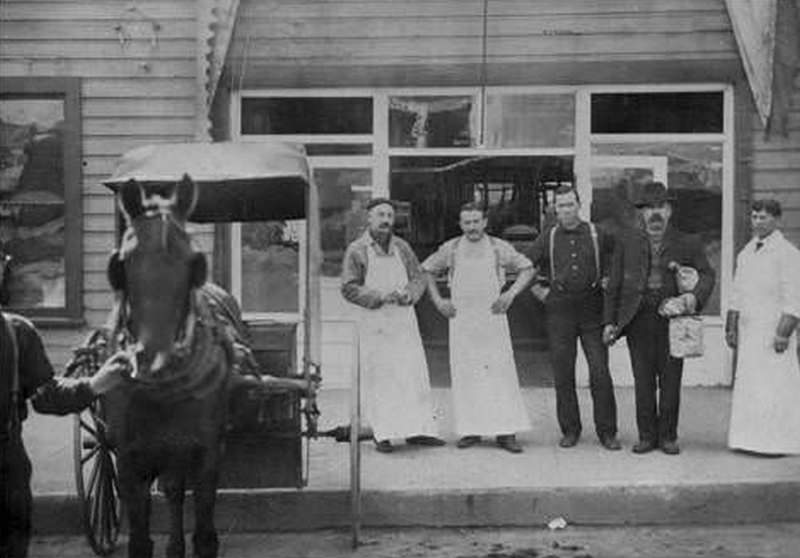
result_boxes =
[485,94,575,148]
[590,143,723,315]
[315,168,372,277]
[240,221,300,313]
[0,98,65,309]
[389,96,478,148]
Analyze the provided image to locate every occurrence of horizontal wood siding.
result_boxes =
[0,0,207,366]
[228,0,739,88]
[747,76,800,248]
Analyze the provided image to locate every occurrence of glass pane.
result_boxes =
[591,92,723,134]
[389,95,478,148]
[315,168,372,277]
[304,143,372,156]
[486,93,575,148]
[241,97,373,134]
[0,98,66,309]
[590,142,723,315]
[240,221,300,313]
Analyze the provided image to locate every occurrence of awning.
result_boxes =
[725,0,800,135]
[103,141,311,222]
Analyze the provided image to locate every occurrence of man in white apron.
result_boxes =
[424,202,534,453]
[725,199,800,455]
[341,198,443,453]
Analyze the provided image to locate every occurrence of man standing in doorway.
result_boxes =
[527,185,620,451]
[341,198,444,453]
[726,199,800,456]
[603,181,715,455]
[424,202,534,453]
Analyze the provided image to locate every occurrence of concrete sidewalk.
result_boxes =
[24,387,800,534]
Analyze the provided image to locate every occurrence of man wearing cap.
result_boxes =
[603,181,715,455]
[1,251,128,558]
[341,198,444,453]
[527,185,620,451]
[424,202,534,453]
[726,199,800,455]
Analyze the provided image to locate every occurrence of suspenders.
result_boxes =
[3,314,21,438]
[548,222,601,287]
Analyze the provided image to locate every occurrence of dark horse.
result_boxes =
[105,175,233,558]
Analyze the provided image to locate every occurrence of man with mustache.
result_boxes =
[603,181,715,455]
[341,198,444,453]
[424,202,534,453]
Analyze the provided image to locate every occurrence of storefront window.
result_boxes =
[239,221,300,313]
[389,95,478,148]
[590,142,723,315]
[485,93,574,148]
[241,97,373,135]
[0,78,81,321]
[315,168,372,277]
[591,92,724,134]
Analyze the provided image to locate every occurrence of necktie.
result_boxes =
[755,241,764,252]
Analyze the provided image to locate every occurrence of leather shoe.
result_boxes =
[456,435,481,449]
[374,439,393,453]
[632,440,657,454]
[406,435,446,447]
[558,433,579,448]
[660,440,680,455]
[496,435,523,454]
[600,435,622,451]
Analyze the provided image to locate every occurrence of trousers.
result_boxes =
[624,295,684,443]
[1,435,32,558]
[545,290,617,439]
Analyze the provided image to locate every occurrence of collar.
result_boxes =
[361,230,396,255]
[752,230,781,250]
[558,221,587,234]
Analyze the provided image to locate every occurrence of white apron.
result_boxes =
[449,237,530,436]
[728,238,800,454]
[359,244,438,442]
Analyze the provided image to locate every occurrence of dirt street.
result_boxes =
[30,523,800,558]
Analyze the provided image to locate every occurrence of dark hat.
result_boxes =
[365,197,396,211]
[633,181,675,208]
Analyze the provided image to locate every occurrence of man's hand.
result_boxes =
[774,335,790,354]
[491,291,514,314]
[602,324,618,346]
[89,352,131,395]
[435,299,457,318]
[393,289,413,306]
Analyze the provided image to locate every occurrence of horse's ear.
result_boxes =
[107,250,126,291]
[190,253,207,289]
[174,174,197,221]
[119,179,144,221]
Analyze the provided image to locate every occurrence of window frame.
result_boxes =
[0,77,83,325]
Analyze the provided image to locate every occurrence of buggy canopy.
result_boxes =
[103,141,312,222]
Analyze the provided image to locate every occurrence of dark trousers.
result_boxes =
[545,290,617,439]
[1,436,32,558]
[624,297,684,443]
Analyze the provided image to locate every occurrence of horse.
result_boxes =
[104,175,233,558]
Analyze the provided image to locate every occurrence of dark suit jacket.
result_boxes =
[603,226,715,332]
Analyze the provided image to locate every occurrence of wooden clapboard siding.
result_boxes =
[746,71,800,249]
[229,0,739,88]
[0,0,205,338]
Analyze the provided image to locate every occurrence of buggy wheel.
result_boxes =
[74,403,122,556]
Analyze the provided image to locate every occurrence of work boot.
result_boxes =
[456,435,481,449]
[496,435,523,453]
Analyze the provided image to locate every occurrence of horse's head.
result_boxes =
[107,174,207,378]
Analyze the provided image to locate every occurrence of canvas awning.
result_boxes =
[103,141,311,222]
[725,0,800,135]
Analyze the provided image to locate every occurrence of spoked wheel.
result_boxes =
[74,400,122,556]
